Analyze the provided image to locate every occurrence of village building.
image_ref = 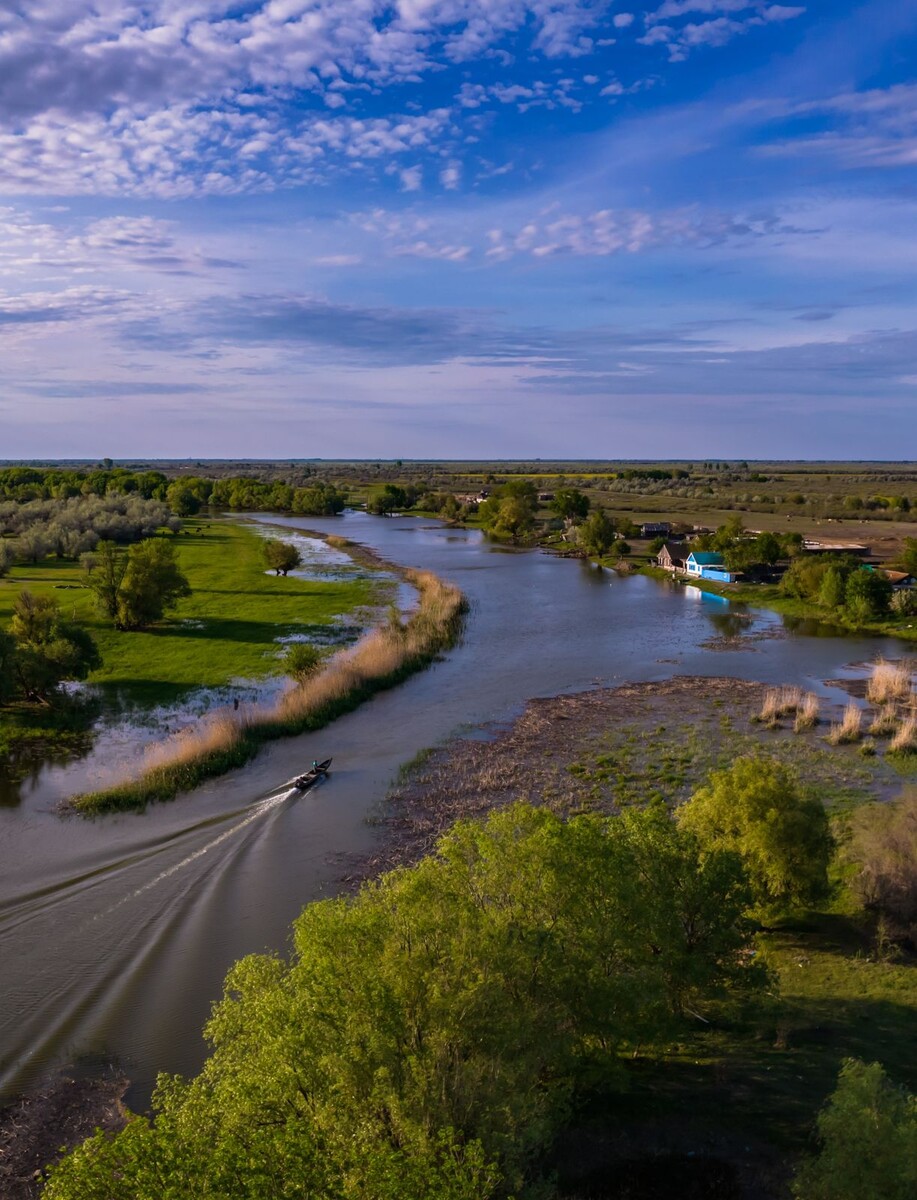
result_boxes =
[684,551,739,583]
[640,521,672,538]
[656,541,688,572]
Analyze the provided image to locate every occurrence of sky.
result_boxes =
[1,0,915,459]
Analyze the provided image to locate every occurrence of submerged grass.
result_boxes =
[70,570,467,814]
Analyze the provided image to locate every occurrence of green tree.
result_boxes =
[116,540,191,630]
[45,803,759,1200]
[0,628,17,704]
[817,564,847,609]
[577,508,616,557]
[7,591,101,703]
[166,480,203,517]
[0,541,15,577]
[899,537,917,576]
[551,488,590,521]
[793,1060,917,1200]
[84,540,129,620]
[284,642,321,683]
[676,756,832,917]
[845,568,892,621]
[263,539,302,576]
[754,532,782,565]
[490,495,535,543]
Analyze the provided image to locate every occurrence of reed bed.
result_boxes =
[890,716,917,755]
[866,659,913,706]
[72,569,467,814]
[827,702,863,746]
[793,692,820,732]
[869,704,900,738]
[758,686,803,725]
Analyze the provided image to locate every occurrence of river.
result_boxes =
[0,512,903,1109]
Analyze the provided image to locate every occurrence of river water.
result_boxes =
[0,513,904,1108]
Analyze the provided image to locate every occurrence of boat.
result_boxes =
[291,758,333,791]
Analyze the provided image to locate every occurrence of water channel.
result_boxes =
[0,512,905,1109]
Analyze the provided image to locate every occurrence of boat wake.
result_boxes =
[0,785,300,1100]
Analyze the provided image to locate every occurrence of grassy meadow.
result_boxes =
[0,519,383,703]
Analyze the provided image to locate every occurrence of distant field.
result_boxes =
[0,520,382,702]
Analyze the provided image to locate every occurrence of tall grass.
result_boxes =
[869,704,899,737]
[866,659,913,705]
[794,692,820,732]
[758,686,803,725]
[827,702,863,746]
[71,569,467,814]
[890,716,917,755]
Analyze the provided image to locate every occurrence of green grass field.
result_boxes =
[0,520,383,704]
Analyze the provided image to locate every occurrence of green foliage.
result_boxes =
[4,590,101,703]
[793,1059,917,1200]
[167,478,212,516]
[817,564,847,609]
[480,495,536,543]
[900,537,917,576]
[551,488,590,521]
[677,756,832,917]
[845,568,892,621]
[292,481,347,516]
[284,642,321,683]
[263,539,303,576]
[45,803,760,1198]
[116,540,192,630]
[84,540,128,620]
[367,484,417,516]
[576,508,616,557]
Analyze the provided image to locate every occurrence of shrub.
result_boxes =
[845,791,917,934]
[792,1059,917,1200]
[676,756,832,917]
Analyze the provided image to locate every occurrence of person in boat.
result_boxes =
[312,760,319,772]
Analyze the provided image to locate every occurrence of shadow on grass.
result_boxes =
[149,617,356,646]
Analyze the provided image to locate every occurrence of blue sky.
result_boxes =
[1,0,915,458]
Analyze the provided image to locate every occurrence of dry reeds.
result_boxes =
[827,702,863,745]
[794,692,820,732]
[72,568,467,813]
[869,704,899,738]
[890,716,917,755]
[866,659,913,706]
[758,686,803,725]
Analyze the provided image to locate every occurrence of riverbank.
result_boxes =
[70,567,467,814]
[637,564,917,642]
[347,675,917,1193]
[0,1070,128,1200]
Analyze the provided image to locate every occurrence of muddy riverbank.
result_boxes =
[347,674,910,884]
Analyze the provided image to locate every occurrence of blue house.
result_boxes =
[685,551,738,583]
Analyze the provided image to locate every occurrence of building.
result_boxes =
[657,542,688,572]
[640,521,672,538]
[881,569,916,590]
[803,540,870,556]
[685,551,738,583]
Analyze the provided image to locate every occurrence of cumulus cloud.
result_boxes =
[640,1,804,60]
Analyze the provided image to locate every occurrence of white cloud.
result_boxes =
[758,83,917,169]
[439,161,462,188]
[399,165,423,191]
[612,12,635,27]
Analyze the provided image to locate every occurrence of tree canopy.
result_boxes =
[676,756,832,917]
[45,802,761,1200]
[263,539,303,576]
